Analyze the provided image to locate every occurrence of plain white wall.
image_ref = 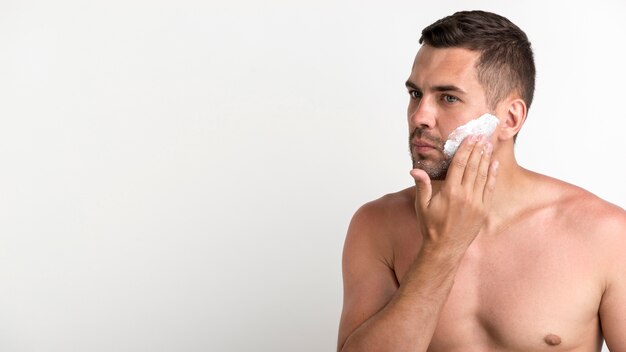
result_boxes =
[1,0,623,351]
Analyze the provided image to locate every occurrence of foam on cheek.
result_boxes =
[443,113,500,157]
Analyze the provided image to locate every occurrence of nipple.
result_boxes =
[544,334,562,346]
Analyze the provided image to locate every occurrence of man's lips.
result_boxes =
[411,140,441,152]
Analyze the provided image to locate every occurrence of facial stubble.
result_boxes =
[409,128,452,181]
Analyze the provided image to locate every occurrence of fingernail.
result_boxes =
[484,142,493,153]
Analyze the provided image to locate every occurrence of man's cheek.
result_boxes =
[443,113,499,157]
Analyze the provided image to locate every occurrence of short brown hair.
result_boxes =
[420,10,535,110]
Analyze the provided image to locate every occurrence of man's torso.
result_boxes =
[381,178,608,351]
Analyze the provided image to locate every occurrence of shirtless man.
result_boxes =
[337,10,626,352]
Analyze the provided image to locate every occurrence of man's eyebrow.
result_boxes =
[405,80,419,90]
[405,80,467,95]
[433,85,467,94]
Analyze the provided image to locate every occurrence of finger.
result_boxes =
[410,168,432,210]
[461,135,487,188]
[445,135,478,185]
[482,160,499,206]
[473,141,493,196]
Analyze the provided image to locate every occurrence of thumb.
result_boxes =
[410,168,432,210]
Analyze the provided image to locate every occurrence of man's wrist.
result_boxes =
[419,240,468,266]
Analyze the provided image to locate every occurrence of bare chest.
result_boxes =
[392,226,604,351]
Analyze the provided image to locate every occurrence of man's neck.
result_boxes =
[429,151,534,229]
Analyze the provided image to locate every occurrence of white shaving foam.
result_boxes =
[443,113,499,157]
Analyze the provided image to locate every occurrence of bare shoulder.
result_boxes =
[348,187,416,243]
[532,172,626,243]
[342,186,417,273]
[552,176,623,228]
[351,187,415,224]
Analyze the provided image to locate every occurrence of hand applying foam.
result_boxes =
[443,113,499,157]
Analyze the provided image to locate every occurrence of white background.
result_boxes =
[1,1,624,351]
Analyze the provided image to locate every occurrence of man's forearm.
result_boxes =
[339,137,496,351]
[339,246,465,352]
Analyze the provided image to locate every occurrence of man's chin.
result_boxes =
[429,172,447,181]
[412,159,450,180]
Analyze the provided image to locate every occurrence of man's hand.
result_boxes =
[410,135,498,254]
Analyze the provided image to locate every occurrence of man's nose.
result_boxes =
[408,98,436,129]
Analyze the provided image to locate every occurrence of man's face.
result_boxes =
[406,45,492,180]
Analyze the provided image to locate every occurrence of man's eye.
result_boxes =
[443,95,458,103]
[410,90,422,99]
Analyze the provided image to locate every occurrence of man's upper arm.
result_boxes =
[337,202,400,351]
[599,209,626,352]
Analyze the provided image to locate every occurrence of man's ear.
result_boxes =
[498,98,527,141]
